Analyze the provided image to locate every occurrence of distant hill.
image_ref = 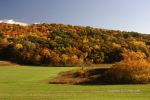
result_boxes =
[0,23,150,66]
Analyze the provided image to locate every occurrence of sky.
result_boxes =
[0,0,150,34]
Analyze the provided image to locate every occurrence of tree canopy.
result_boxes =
[0,23,150,66]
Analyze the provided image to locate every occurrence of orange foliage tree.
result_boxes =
[104,51,150,84]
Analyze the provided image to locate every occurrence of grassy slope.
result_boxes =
[0,66,150,100]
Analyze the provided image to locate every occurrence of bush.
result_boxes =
[103,51,150,84]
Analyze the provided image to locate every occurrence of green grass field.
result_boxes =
[0,66,150,100]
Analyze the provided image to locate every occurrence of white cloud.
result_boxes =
[33,22,40,24]
[0,19,28,26]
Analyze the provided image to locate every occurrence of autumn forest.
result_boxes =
[0,23,150,66]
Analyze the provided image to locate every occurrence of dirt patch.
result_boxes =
[87,64,113,68]
[0,60,18,67]
[49,68,111,85]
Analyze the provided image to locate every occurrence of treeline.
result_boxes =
[0,23,150,66]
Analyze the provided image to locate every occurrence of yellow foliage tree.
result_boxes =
[61,54,69,64]
[122,51,146,61]
[106,51,150,84]
[15,43,23,49]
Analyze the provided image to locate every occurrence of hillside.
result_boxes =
[0,23,150,66]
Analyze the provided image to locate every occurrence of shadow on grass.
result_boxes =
[48,67,150,85]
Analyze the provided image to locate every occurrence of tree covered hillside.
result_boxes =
[0,23,150,66]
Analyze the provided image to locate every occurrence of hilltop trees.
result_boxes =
[0,23,150,66]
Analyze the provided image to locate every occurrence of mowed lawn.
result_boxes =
[0,66,150,100]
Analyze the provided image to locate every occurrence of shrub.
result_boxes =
[103,51,150,84]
